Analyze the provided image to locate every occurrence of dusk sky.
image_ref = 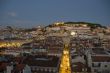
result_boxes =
[0,0,110,28]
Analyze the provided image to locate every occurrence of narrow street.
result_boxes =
[59,44,71,73]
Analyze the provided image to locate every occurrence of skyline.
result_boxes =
[0,0,110,28]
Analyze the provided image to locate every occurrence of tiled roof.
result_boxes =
[12,57,24,63]
[0,62,7,72]
[32,70,55,73]
[12,64,25,73]
[92,56,110,62]
[23,55,59,67]
[72,62,91,72]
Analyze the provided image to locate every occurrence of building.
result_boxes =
[86,48,110,73]
[23,55,60,73]
[71,62,91,73]
[45,36,64,57]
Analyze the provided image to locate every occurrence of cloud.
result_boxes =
[7,12,17,17]
[0,11,17,20]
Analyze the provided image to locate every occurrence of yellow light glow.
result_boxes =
[70,31,76,36]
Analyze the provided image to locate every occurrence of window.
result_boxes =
[94,69,98,72]
[92,63,101,67]
[105,65,107,67]
[82,68,87,71]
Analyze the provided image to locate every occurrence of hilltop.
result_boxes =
[47,21,106,29]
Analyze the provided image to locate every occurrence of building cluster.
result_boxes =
[0,36,64,73]
[70,37,110,73]
[0,55,60,73]
[0,22,110,73]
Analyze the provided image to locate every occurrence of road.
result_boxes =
[0,40,32,48]
[59,44,71,73]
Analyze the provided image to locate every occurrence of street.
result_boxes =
[59,45,71,73]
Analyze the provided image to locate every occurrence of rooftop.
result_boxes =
[92,48,108,55]
[12,64,25,73]
[72,62,91,72]
[0,62,7,72]
[23,55,59,67]
[92,56,110,62]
